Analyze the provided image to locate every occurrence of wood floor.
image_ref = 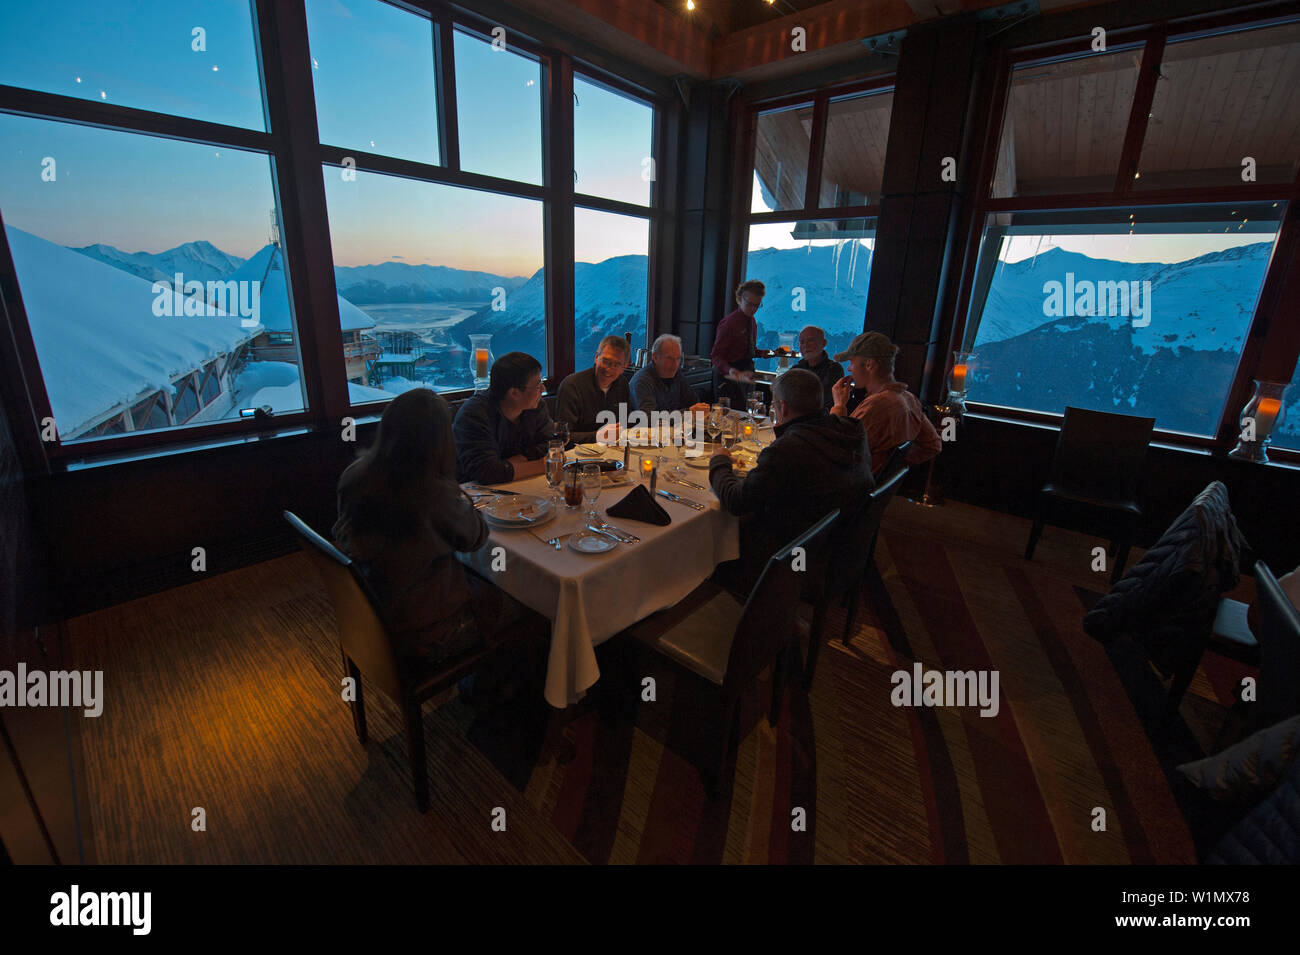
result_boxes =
[63,497,1246,864]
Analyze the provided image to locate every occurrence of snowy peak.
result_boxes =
[72,240,247,285]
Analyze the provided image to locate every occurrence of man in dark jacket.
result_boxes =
[556,335,631,444]
[453,351,555,484]
[710,367,874,592]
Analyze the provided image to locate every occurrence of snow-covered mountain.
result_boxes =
[968,242,1283,436]
[974,243,1273,355]
[72,240,247,285]
[333,261,528,304]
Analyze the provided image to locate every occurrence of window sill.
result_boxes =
[60,423,318,472]
[963,408,1300,472]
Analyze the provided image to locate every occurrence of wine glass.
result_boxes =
[722,418,738,451]
[580,462,602,520]
[552,420,570,448]
[545,441,566,505]
[706,408,724,449]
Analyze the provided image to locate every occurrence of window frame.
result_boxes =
[0,0,672,469]
[729,75,894,345]
[950,9,1300,463]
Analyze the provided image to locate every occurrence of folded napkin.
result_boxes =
[605,484,671,526]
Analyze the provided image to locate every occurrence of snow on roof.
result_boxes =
[6,226,260,436]
[228,243,374,333]
[232,360,399,413]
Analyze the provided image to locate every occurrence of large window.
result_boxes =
[0,0,666,458]
[742,85,889,372]
[0,5,296,446]
[573,74,655,359]
[962,204,1282,436]
[323,169,544,396]
[305,0,440,164]
[960,19,1300,455]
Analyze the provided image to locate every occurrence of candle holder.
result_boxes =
[947,351,976,418]
[1229,379,1289,464]
[468,334,494,394]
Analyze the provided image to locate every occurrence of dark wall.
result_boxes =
[0,381,82,863]
[937,413,1300,574]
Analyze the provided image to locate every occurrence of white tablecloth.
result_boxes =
[457,447,745,707]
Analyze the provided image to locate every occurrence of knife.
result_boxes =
[586,523,627,544]
[657,489,705,511]
[468,485,515,496]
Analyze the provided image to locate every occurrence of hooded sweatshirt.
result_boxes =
[710,409,875,591]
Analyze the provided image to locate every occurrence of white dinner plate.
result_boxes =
[482,495,554,525]
[569,530,617,554]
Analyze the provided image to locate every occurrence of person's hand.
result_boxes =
[689,402,710,414]
[710,446,733,464]
[831,375,853,408]
[729,370,755,383]
[596,422,621,445]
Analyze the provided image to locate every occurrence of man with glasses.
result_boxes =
[710,279,765,408]
[792,325,843,410]
[630,334,710,415]
[454,351,554,483]
[556,335,632,444]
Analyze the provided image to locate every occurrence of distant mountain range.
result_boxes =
[970,242,1278,436]
[63,236,1296,440]
[73,240,248,285]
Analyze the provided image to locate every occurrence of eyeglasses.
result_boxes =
[741,297,762,309]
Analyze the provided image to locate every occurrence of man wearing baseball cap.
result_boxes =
[829,331,941,476]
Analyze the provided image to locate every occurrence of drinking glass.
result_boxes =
[718,397,731,412]
[563,466,584,510]
[706,408,724,449]
[581,463,602,519]
[552,420,570,448]
[722,419,738,451]
[545,441,566,504]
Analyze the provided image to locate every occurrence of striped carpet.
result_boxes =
[65,498,1248,864]
[452,498,1250,864]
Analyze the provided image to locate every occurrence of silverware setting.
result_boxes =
[588,521,638,543]
[663,471,706,491]
[657,489,705,511]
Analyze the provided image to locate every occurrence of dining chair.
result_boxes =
[1024,406,1154,584]
[283,511,494,813]
[625,509,841,798]
[876,440,912,481]
[802,464,910,689]
[1079,482,1250,725]
[1249,560,1300,731]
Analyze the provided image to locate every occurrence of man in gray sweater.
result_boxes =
[629,334,710,416]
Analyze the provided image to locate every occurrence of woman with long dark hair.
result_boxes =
[332,388,513,668]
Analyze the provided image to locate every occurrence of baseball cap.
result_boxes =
[833,331,900,363]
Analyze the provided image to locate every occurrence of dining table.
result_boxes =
[457,420,774,709]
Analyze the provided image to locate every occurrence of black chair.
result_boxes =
[284,511,494,812]
[802,465,910,688]
[625,509,840,798]
[877,440,912,480]
[1024,406,1154,584]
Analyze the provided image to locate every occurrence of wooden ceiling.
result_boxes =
[754,91,893,208]
[994,20,1300,196]
[502,0,1124,83]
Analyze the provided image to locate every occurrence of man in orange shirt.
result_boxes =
[828,331,941,476]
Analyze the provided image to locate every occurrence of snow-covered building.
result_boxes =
[230,243,381,385]
[5,226,262,440]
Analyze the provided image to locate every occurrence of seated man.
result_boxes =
[453,351,554,484]
[556,335,631,444]
[829,331,941,476]
[710,368,874,592]
[629,334,710,417]
[792,325,843,410]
